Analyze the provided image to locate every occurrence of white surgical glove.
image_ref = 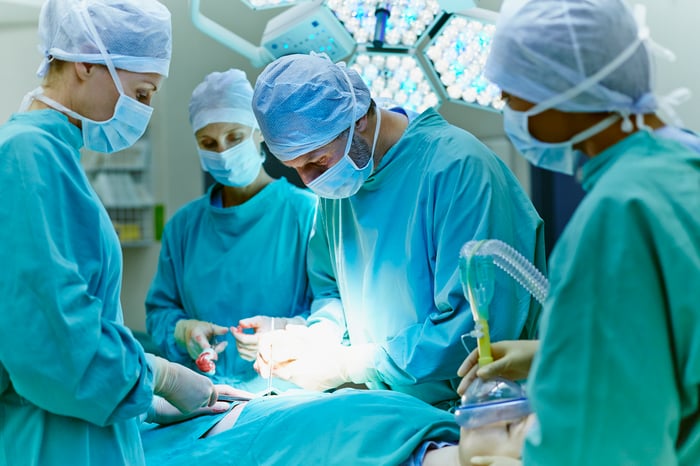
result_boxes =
[469,456,522,466]
[254,325,378,391]
[174,319,230,360]
[146,354,217,413]
[231,315,306,361]
[144,395,230,425]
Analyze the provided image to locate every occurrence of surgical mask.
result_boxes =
[198,136,263,187]
[28,88,152,154]
[503,105,620,175]
[21,7,153,154]
[307,109,381,199]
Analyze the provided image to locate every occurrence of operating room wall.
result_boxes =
[1,0,699,333]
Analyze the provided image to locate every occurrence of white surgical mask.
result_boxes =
[21,6,154,154]
[503,105,620,175]
[307,109,381,199]
[198,136,263,187]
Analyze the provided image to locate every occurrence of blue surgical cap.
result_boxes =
[485,0,657,114]
[37,0,172,78]
[189,69,259,133]
[252,53,372,161]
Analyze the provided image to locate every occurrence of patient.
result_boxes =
[141,386,530,465]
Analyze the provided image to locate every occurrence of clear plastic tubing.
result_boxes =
[459,239,549,305]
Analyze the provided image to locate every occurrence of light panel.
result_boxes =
[424,12,504,112]
[350,50,440,113]
[326,0,442,48]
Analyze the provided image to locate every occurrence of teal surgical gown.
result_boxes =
[0,110,156,466]
[524,131,700,465]
[141,389,459,466]
[146,179,317,391]
[308,108,546,406]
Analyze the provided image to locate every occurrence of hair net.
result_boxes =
[485,0,657,114]
[189,69,259,133]
[37,0,172,78]
[252,53,372,161]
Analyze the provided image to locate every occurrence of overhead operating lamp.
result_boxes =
[424,8,504,112]
[326,0,442,48]
[349,50,440,113]
[191,0,355,67]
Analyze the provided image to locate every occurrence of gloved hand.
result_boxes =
[469,456,522,466]
[174,319,230,361]
[146,354,217,413]
[254,325,377,391]
[144,395,230,425]
[231,315,306,361]
[457,340,539,396]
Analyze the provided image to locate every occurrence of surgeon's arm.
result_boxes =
[0,136,154,425]
[374,147,545,388]
[145,225,193,364]
[304,205,346,340]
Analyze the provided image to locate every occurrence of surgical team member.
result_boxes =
[145,69,317,391]
[0,1,228,465]
[251,53,545,408]
[477,0,700,464]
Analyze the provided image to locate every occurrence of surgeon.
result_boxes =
[251,53,545,408]
[145,68,316,392]
[477,0,700,464]
[0,1,232,465]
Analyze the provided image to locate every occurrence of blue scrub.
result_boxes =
[524,132,700,465]
[308,108,545,406]
[146,178,317,391]
[141,389,459,466]
[0,110,155,466]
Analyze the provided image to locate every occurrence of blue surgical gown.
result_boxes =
[145,179,317,391]
[308,108,545,406]
[141,389,459,466]
[0,110,156,466]
[524,131,700,465]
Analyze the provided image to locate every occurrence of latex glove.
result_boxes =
[174,319,230,361]
[231,315,306,361]
[457,340,539,396]
[469,456,522,466]
[254,325,377,391]
[144,395,230,425]
[146,354,217,413]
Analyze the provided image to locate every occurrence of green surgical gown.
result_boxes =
[308,109,545,406]
[141,389,459,466]
[146,179,317,391]
[524,131,700,465]
[0,110,155,465]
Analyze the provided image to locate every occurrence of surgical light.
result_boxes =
[424,10,504,112]
[191,0,355,67]
[326,0,442,48]
[350,50,440,113]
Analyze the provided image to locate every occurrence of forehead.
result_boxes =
[195,122,253,139]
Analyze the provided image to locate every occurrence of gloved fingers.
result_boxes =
[237,347,258,362]
[458,348,480,377]
[214,384,256,400]
[457,363,480,396]
[237,315,270,332]
[213,340,228,354]
[231,330,258,346]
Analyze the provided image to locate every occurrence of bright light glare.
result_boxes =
[350,52,440,113]
[241,0,309,9]
[326,0,441,48]
[425,14,504,111]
